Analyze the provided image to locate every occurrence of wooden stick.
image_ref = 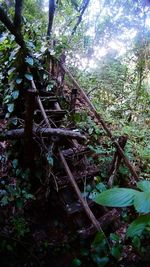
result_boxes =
[108,135,128,187]
[78,208,120,238]
[29,71,51,126]
[59,149,101,231]
[0,128,86,141]
[24,89,35,168]
[61,64,139,180]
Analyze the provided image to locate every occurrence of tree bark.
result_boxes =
[0,5,25,48]
[0,127,86,141]
[14,0,23,32]
[24,89,35,169]
[47,0,56,36]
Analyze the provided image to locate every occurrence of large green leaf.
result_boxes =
[134,191,150,213]
[137,180,150,192]
[95,188,137,207]
[127,215,150,237]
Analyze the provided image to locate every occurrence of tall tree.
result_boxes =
[14,0,23,32]
[47,0,56,36]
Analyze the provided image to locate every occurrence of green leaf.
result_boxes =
[127,215,150,237]
[12,159,18,169]
[11,117,18,126]
[7,103,14,113]
[1,195,9,206]
[134,191,150,213]
[111,245,122,259]
[27,41,35,49]
[89,190,98,200]
[25,73,33,81]
[92,255,109,267]
[9,49,18,61]
[16,168,21,176]
[25,56,34,66]
[47,154,54,166]
[71,258,81,266]
[137,180,150,192]
[93,232,106,246]
[40,46,47,53]
[132,236,141,250]
[89,128,93,134]
[96,182,107,192]
[110,233,120,242]
[16,199,24,209]
[46,84,53,91]
[8,67,15,76]
[5,113,10,118]
[12,90,19,100]
[16,78,22,84]
[95,188,137,207]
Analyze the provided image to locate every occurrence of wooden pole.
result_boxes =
[61,64,139,180]
[59,149,101,231]
[24,89,36,168]
[0,128,86,141]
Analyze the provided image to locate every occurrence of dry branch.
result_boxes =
[0,127,86,141]
[108,135,128,187]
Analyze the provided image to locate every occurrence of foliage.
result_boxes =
[95,180,150,237]
[12,215,29,238]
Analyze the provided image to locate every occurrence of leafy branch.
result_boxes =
[0,4,25,48]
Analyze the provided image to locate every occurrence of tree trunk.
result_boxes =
[14,0,23,32]
[47,0,56,36]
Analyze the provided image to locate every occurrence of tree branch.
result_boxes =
[0,127,86,141]
[47,0,56,36]
[71,0,90,36]
[14,0,23,32]
[0,5,25,48]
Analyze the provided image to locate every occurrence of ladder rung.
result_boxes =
[54,166,99,189]
[40,96,58,102]
[35,109,66,115]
